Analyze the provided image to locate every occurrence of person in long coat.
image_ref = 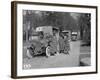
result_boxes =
[63,35,70,54]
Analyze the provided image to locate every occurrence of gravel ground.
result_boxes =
[80,46,91,66]
[23,41,80,69]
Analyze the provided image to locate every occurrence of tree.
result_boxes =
[79,13,91,45]
[23,10,79,42]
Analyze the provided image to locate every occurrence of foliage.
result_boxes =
[79,13,91,45]
[23,10,78,31]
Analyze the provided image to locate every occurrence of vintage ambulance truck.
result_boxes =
[27,26,71,58]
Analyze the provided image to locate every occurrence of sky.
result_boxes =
[70,13,80,21]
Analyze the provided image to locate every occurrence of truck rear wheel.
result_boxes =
[46,46,51,57]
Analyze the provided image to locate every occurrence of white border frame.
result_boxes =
[16,3,97,77]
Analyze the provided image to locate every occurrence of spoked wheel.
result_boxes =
[46,46,51,57]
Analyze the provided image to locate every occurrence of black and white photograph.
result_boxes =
[23,10,91,69]
[11,1,97,78]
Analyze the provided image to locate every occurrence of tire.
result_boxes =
[46,46,51,57]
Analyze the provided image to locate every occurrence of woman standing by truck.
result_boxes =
[60,30,70,54]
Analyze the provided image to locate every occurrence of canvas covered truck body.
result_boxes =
[27,26,58,57]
